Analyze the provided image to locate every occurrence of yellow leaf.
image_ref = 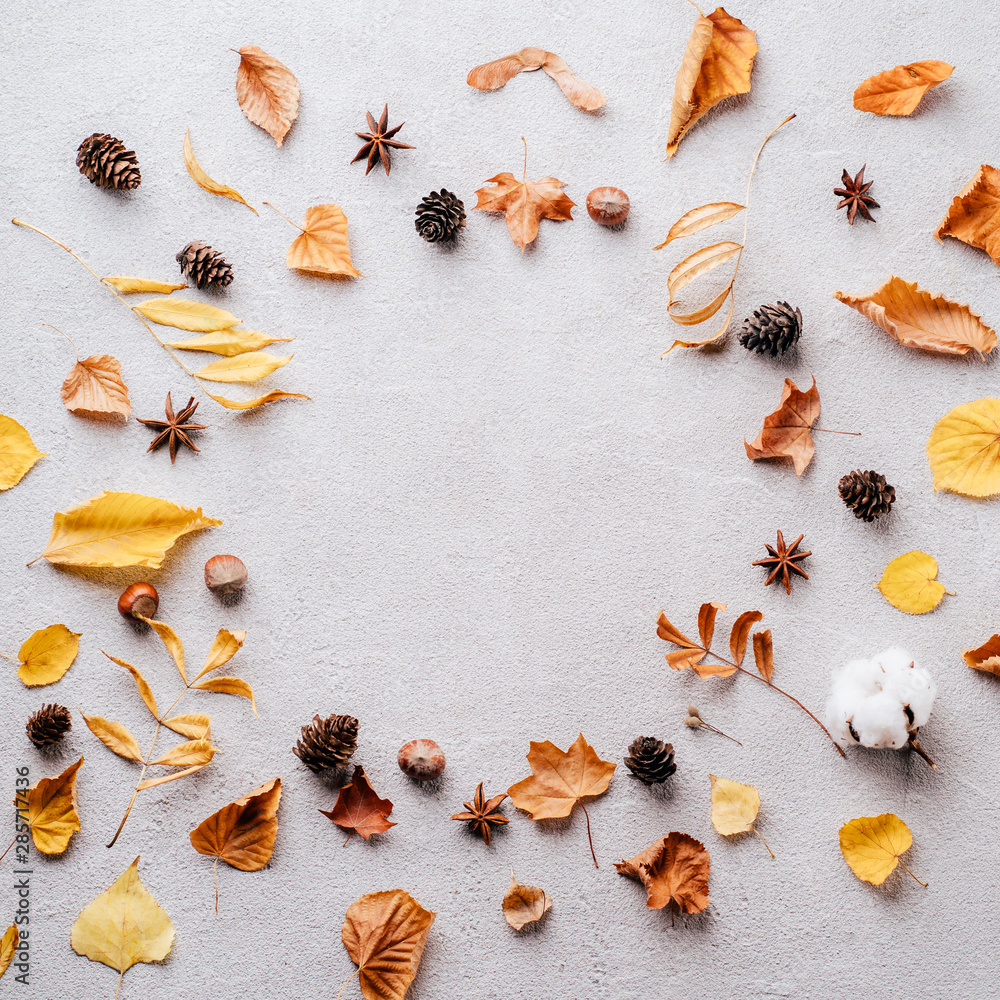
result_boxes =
[194,351,293,383]
[926,398,1000,497]
[853,61,953,116]
[279,204,362,278]
[133,297,241,332]
[0,924,17,981]
[935,164,1000,266]
[162,713,211,739]
[191,675,257,715]
[137,764,208,790]
[144,618,186,682]
[963,634,1000,677]
[103,276,187,294]
[653,201,744,249]
[709,774,772,856]
[668,241,742,301]
[80,712,143,762]
[24,757,83,855]
[103,652,158,720]
[236,46,300,147]
[61,355,132,421]
[150,738,216,768]
[16,624,80,686]
[194,629,246,682]
[32,490,221,568]
[70,856,175,989]
[839,813,925,885]
[183,129,257,214]
[0,414,46,491]
[165,329,293,357]
[204,389,311,410]
[876,551,950,615]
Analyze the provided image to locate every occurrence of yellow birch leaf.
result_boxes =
[183,129,258,214]
[926,398,1000,497]
[162,713,211,739]
[137,764,208,790]
[191,676,257,715]
[0,924,17,981]
[194,629,246,682]
[80,713,143,762]
[32,490,221,568]
[144,618,186,682]
[165,330,293,357]
[853,61,953,117]
[204,389,311,410]
[709,775,772,855]
[61,355,132,421]
[0,414,46,491]
[150,739,216,768]
[963,634,1000,677]
[103,652,158,720]
[194,351,292,383]
[653,202,744,249]
[876,551,950,615]
[103,276,187,294]
[281,204,363,278]
[24,757,83,855]
[839,813,924,885]
[16,624,80,686]
[133,297,241,332]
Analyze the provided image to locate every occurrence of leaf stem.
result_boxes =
[0,836,17,864]
[262,201,304,233]
[812,428,862,436]
[752,826,775,859]
[214,857,220,914]
[44,323,79,359]
[335,968,360,1000]
[521,136,528,184]
[697,720,743,746]
[899,860,928,886]
[580,801,598,868]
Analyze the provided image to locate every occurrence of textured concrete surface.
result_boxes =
[1,1,998,997]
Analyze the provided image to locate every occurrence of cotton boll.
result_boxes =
[850,692,910,748]
[824,687,862,745]
[839,657,886,698]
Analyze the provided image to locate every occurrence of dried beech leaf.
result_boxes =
[133,298,241,332]
[653,202,744,249]
[162,713,211,739]
[165,330,293,357]
[236,45,299,147]
[183,129,257,214]
[24,756,83,855]
[926,398,1000,497]
[282,204,362,278]
[191,675,257,715]
[204,389,311,410]
[745,376,820,476]
[80,713,143,762]
[194,628,246,682]
[190,778,281,871]
[467,47,605,110]
[752,629,773,683]
[839,814,920,885]
[194,351,293,383]
[474,171,574,249]
[963,635,1000,676]
[876,550,949,615]
[729,610,762,666]
[150,738,216,768]
[145,618,186,682]
[104,652,158,720]
[320,765,396,842]
[16,623,80,686]
[0,924,17,981]
[834,276,996,358]
[658,607,736,678]
[502,871,552,930]
[615,831,710,912]
[853,61,953,116]
[935,164,1000,265]
[103,276,187,294]
[61,355,131,421]
[0,414,46,491]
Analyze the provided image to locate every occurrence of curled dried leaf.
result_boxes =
[653,201,744,249]
[204,389,311,410]
[752,629,773,683]
[935,164,1000,265]
[853,61,953,117]
[24,757,83,855]
[183,129,257,213]
[615,831,710,912]
[963,635,1000,676]
[744,376,820,476]
[502,871,552,930]
[61,355,131,421]
[729,610,762,665]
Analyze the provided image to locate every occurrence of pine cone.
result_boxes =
[739,301,802,356]
[415,189,466,243]
[293,713,358,772]
[26,704,73,749]
[839,469,896,521]
[76,133,141,190]
[176,241,233,290]
[623,736,676,785]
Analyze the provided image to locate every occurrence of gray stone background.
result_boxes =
[1,1,998,997]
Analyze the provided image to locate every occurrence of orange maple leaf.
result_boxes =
[744,376,820,475]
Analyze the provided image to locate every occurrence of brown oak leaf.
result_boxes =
[935,164,1000,266]
[467,47,605,110]
[61,355,131,421]
[615,831,710,913]
[744,376,820,475]
[235,46,300,147]
[320,765,396,844]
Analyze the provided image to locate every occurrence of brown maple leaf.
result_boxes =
[744,376,820,476]
[935,164,1000,266]
[320,765,395,844]
[615,831,710,913]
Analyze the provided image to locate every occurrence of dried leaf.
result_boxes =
[0,925,17,981]
[163,713,211,739]
[467,47,605,110]
[236,46,300,147]
[16,623,80,686]
[474,168,574,250]
[669,241,742,302]
[698,601,725,648]
[935,164,1000,266]
[926,398,1000,496]
[667,6,758,157]
[853,61,953,116]
[165,330,293,357]
[745,376,820,476]
[194,351,293,383]
[709,774,759,835]
[145,618,186,682]
[32,490,221,568]
[133,298,241,332]
[963,635,1000,676]
[834,276,996,358]
[103,276,187,294]
[190,778,281,871]
[502,871,552,930]
[204,388,311,410]
[320,766,396,842]
[80,713,143,762]
[104,652,158,720]
[280,204,362,278]
[0,414,46,491]
[137,765,207,790]
[24,756,83,855]
[653,201,744,249]
[729,610,762,665]
[839,814,922,885]
[615,832,710,912]
[752,629,773,683]
[150,738,216,768]
[191,675,257,714]
[193,628,246,682]
[183,129,257,214]
[342,890,436,1000]
[61,355,131,421]
[658,608,733,678]
[876,550,950,615]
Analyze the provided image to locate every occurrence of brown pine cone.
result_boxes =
[176,241,233,290]
[26,704,73,748]
[415,189,466,242]
[838,469,895,521]
[76,133,141,190]
[623,736,676,785]
[293,713,358,772]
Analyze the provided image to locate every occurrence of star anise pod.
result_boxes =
[834,165,879,225]
[752,530,811,594]
[451,783,508,846]
[351,104,414,176]
[137,392,207,463]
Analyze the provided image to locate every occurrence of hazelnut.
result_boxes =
[586,186,630,226]
[118,582,159,620]
[397,739,445,781]
[204,554,247,596]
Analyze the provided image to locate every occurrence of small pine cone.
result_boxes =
[176,241,234,290]
[26,704,73,749]
[838,469,896,521]
[293,713,358,772]
[739,301,802,356]
[415,189,466,243]
[76,133,141,190]
[623,736,676,785]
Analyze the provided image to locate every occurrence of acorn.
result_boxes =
[204,554,247,596]
[398,739,445,781]
[586,186,630,226]
[118,582,159,620]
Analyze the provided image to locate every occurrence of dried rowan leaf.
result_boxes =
[0,414,46,491]
[194,351,293,383]
[133,298,241,332]
[653,201,744,248]
[342,890,435,1000]
[80,713,143,762]
[698,601,725,648]
[165,330,293,357]
[667,7,758,157]
[926,398,1000,497]
[657,609,726,677]
[752,629,773,683]
[32,490,221,568]
[839,814,923,885]
[729,610,762,666]
[963,635,1000,676]
[194,628,246,682]
[467,47,605,110]
[103,276,187,294]
[145,618,186,682]
[183,129,257,214]
[876,550,950,615]
[745,376,820,476]
[204,388,311,410]
[190,778,281,872]
[320,766,396,843]
[853,61,953,116]
[502,871,552,930]
[235,46,299,147]
[150,738,216,768]
[615,832,710,912]
[137,765,207,791]
[24,756,83,855]
[191,675,257,714]
[474,167,575,250]
[508,734,615,820]
[275,203,362,278]
[935,164,1000,265]
[61,355,131,421]
[834,277,996,358]
[104,652,158,720]
[163,713,211,739]
[0,925,17,981]
[16,623,80,686]
[669,242,742,301]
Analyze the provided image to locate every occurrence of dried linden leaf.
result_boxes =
[744,376,821,476]
[24,756,83,855]
[133,298,241,332]
[876,551,950,615]
[926,398,1000,497]
[935,164,1000,265]
[61,355,131,421]
[502,870,552,930]
[183,129,257,214]
[853,61,953,116]
[165,330,293,357]
[278,204,362,278]
[236,46,300,147]
[963,634,1000,676]
[103,276,187,294]
[615,831,710,912]
[474,169,574,250]
[839,814,925,885]
[467,47,605,110]
[0,924,17,981]
[16,623,80,686]
[194,351,293,383]
[0,414,46,491]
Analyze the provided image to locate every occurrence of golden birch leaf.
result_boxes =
[853,61,953,116]
[834,277,996,358]
[653,202,744,249]
[191,676,257,715]
[133,298,241,332]
[70,856,175,987]
[137,765,207,790]
[926,398,1000,496]
[16,624,80,686]
[32,490,221,568]
[204,389,311,410]
[103,276,187,294]
[0,924,17,981]
[876,551,950,615]
[709,775,772,855]
[190,778,282,873]
[162,713,211,739]
[183,129,257,214]
[103,653,158,720]
[80,713,143,762]
[236,46,300,147]
[194,629,246,682]
[194,351,292,383]
[0,414,46,491]
[24,756,83,855]
[667,7,758,157]
[935,164,1000,266]
[502,871,552,930]
[61,355,131,421]
[839,814,924,885]
[150,739,216,768]
[165,330,293,357]
[281,204,362,278]
[144,618,186,682]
